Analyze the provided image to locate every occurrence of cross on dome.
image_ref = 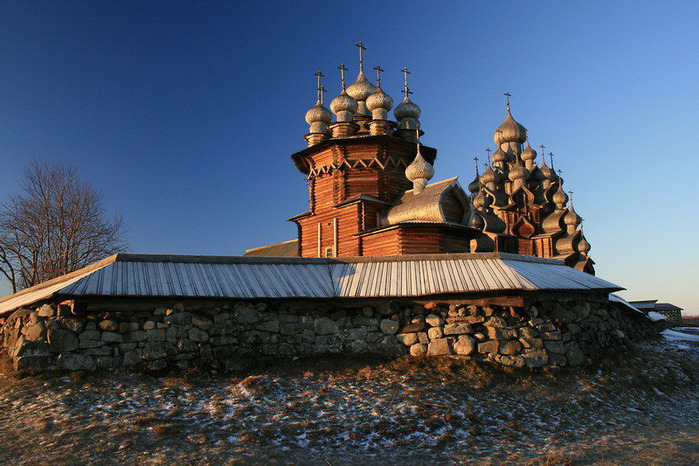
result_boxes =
[314,71,324,102]
[401,67,413,98]
[504,92,511,111]
[354,42,367,73]
[373,65,384,86]
[337,64,348,90]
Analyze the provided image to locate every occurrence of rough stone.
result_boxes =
[98,320,119,332]
[519,337,543,349]
[101,332,123,343]
[192,315,213,330]
[453,335,476,355]
[124,330,147,343]
[119,322,139,334]
[522,349,549,368]
[417,332,429,344]
[544,340,565,354]
[425,314,444,327]
[257,319,280,333]
[63,318,86,333]
[58,354,95,371]
[478,340,499,355]
[177,339,199,353]
[47,329,79,353]
[147,328,167,342]
[143,321,156,330]
[143,342,176,360]
[540,331,562,341]
[427,326,444,340]
[427,338,451,356]
[396,333,419,346]
[410,343,427,356]
[36,304,56,318]
[347,327,368,340]
[23,318,47,341]
[484,316,507,328]
[518,327,539,339]
[80,330,101,341]
[379,319,399,335]
[79,339,105,349]
[499,340,522,356]
[444,323,472,335]
[315,317,339,335]
[123,349,144,366]
[399,322,426,333]
[189,328,209,343]
[566,341,585,366]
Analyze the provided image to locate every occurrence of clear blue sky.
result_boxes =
[1,1,697,313]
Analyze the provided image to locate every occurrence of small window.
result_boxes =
[325,246,335,257]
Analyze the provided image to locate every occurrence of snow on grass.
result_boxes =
[0,339,698,463]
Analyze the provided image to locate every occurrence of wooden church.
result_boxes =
[246,44,593,274]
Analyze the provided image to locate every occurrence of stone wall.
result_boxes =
[0,294,657,373]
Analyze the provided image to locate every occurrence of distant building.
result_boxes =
[629,300,683,321]
[246,46,593,273]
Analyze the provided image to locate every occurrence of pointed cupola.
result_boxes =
[345,42,376,118]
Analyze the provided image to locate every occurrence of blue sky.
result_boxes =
[1,1,697,313]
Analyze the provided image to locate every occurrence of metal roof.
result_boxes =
[0,253,622,316]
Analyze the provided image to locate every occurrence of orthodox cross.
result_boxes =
[485,148,492,165]
[401,67,413,98]
[504,92,511,111]
[314,71,324,102]
[355,42,366,73]
[539,144,546,161]
[549,152,556,169]
[337,64,348,90]
[557,169,563,178]
[373,65,384,87]
[473,157,480,175]
[568,191,574,204]
[320,86,327,105]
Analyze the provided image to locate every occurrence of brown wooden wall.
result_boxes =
[361,229,401,256]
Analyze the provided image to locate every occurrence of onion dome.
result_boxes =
[473,190,490,210]
[508,162,529,182]
[470,211,485,229]
[491,147,507,165]
[494,110,527,146]
[366,87,394,120]
[330,90,358,123]
[564,205,581,227]
[468,173,481,194]
[405,145,434,194]
[394,96,421,129]
[553,185,568,208]
[346,72,376,117]
[480,165,498,185]
[521,141,537,163]
[535,156,557,182]
[578,235,591,255]
[305,99,332,134]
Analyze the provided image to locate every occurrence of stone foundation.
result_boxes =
[0,294,658,373]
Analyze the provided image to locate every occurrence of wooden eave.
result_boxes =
[356,221,480,238]
[290,134,437,174]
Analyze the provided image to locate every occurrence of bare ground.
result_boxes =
[1,332,698,465]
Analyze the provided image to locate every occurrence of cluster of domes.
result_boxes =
[466,97,592,269]
[304,44,422,141]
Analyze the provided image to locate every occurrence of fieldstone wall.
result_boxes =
[0,295,657,373]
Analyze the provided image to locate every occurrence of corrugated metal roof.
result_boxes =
[0,253,623,316]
